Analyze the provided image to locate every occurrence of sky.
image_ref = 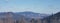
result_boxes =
[0,0,60,14]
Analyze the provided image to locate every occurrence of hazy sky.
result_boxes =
[0,0,60,14]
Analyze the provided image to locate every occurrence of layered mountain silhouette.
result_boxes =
[0,12,50,20]
[0,12,60,23]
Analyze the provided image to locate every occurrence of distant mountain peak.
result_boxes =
[0,12,50,20]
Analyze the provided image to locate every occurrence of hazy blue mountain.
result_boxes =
[16,12,50,19]
[0,12,50,20]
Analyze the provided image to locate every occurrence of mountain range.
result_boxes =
[0,12,50,20]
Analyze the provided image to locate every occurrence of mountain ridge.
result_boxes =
[0,12,50,20]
